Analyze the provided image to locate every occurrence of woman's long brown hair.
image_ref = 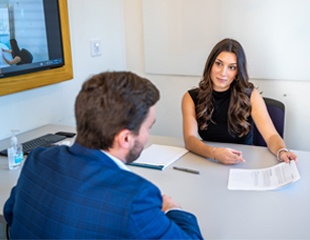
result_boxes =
[196,39,254,137]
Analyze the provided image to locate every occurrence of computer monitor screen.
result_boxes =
[0,0,63,78]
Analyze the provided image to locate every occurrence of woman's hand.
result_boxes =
[2,54,9,62]
[213,147,246,165]
[278,150,298,163]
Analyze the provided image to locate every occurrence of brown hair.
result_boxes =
[75,71,160,150]
[10,39,20,58]
[196,38,254,137]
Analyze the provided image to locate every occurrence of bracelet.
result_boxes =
[277,148,289,161]
[213,147,217,161]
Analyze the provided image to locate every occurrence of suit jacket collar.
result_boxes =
[69,142,120,170]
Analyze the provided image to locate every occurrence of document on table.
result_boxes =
[128,144,188,170]
[228,160,300,191]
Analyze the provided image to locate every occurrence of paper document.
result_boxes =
[228,160,300,191]
[129,144,188,170]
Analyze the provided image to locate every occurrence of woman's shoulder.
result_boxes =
[243,85,255,98]
[249,88,263,102]
[184,88,200,106]
[188,87,199,100]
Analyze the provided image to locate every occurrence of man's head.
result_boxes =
[75,71,159,162]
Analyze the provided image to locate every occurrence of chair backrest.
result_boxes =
[253,97,285,147]
[20,48,33,63]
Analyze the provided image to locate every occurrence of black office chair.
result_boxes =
[253,97,285,147]
[19,48,33,64]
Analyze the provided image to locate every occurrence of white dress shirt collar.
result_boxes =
[101,150,131,172]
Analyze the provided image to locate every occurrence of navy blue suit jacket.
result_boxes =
[4,143,203,239]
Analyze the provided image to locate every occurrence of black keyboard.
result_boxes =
[0,134,66,156]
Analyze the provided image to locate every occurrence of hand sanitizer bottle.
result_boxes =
[7,130,23,170]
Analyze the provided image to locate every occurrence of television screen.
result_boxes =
[0,0,63,78]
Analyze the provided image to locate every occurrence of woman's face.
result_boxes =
[210,51,238,92]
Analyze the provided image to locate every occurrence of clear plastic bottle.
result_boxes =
[7,130,23,170]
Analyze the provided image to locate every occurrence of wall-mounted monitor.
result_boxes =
[0,0,73,96]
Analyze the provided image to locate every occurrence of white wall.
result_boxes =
[123,0,310,151]
[142,0,310,82]
[0,0,309,152]
[0,0,126,141]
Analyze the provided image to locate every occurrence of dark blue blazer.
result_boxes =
[4,143,203,239]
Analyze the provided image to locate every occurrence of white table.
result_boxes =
[1,124,309,239]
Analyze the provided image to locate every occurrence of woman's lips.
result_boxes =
[217,77,227,83]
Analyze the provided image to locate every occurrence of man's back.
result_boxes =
[4,143,202,239]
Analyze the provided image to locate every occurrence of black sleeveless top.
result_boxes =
[188,87,253,145]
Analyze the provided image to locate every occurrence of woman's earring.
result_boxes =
[235,75,240,81]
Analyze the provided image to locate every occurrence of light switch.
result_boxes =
[90,39,102,57]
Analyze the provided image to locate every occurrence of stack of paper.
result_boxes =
[228,160,300,191]
[129,144,188,170]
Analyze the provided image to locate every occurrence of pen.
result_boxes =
[173,166,200,174]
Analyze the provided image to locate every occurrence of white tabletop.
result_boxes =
[130,136,310,239]
[0,125,309,239]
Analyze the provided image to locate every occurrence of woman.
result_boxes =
[2,39,23,65]
[182,38,297,165]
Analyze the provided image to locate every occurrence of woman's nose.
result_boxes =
[220,66,227,76]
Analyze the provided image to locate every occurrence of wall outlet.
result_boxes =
[90,39,102,57]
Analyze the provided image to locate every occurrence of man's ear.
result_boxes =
[115,129,134,150]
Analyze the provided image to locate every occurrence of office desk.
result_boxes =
[0,124,309,239]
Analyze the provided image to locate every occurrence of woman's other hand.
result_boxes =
[278,150,298,163]
[213,147,246,165]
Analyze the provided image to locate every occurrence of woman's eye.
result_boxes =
[215,62,221,66]
[230,66,236,70]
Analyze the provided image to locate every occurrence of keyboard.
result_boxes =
[0,134,66,156]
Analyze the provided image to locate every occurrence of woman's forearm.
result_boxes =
[184,135,214,158]
[266,134,286,156]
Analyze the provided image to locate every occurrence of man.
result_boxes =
[4,71,203,239]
